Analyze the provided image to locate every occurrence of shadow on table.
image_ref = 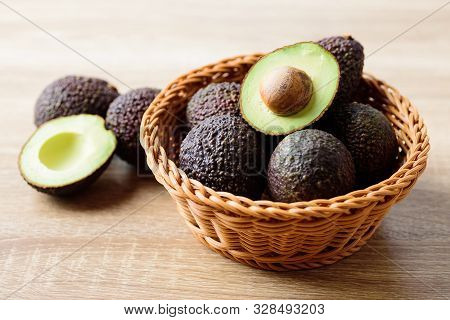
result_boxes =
[269,245,405,299]
[265,185,450,299]
[50,157,159,213]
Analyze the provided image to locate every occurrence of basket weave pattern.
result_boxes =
[140,54,430,271]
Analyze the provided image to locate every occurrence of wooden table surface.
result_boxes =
[1,0,449,300]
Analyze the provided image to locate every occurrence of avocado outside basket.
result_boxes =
[140,54,430,271]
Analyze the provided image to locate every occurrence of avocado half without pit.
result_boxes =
[19,114,117,195]
[240,42,340,135]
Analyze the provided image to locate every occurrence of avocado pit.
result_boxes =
[259,66,313,116]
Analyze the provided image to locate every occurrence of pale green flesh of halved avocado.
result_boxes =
[19,114,116,189]
[240,42,340,135]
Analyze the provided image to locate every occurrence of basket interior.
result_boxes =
[153,70,409,185]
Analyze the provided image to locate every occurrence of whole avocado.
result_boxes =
[318,102,398,186]
[186,82,241,128]
[268,129,355,202]
[317,35,364,103]
[179,115,265,199]
[34,75,119,126]
[105,87,160,168]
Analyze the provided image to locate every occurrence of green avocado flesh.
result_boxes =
[19,114,116,194]
[240,42,339,135]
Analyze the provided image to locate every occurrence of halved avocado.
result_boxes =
[19,114,117,195]
[240,42,340,135]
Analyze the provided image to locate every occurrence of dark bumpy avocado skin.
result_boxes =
[317,35,364,103]
[186,82,241,128]
[319,102,398,187]
[106,88,160,167]
[34,76,119,126]
[179,115,265,199]
[268,129,355,202]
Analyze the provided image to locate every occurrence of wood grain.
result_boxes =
[0,0,449,299]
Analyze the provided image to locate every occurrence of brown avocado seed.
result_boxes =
[259,66,313,116]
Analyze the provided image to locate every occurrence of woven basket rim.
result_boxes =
[140,54,430,220]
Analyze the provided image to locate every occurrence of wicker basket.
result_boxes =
[140,54,430,271]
